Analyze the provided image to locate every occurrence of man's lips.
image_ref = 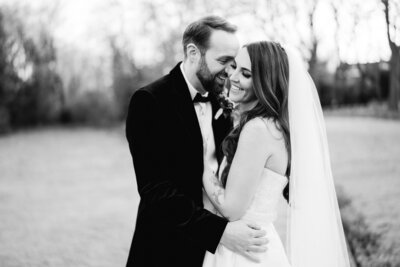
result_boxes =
[216,73,227,80]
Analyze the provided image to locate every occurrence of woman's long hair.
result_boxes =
[220,41,291,201]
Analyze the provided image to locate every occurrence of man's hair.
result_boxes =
[182,15,237,57]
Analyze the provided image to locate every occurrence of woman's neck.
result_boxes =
[233,100,258,126]
[237,100,258,115]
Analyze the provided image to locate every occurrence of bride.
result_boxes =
[202,41,351,266]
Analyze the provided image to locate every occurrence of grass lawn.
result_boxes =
[327,116,400,258]
[0,127,137,267]
[0,117,399,266]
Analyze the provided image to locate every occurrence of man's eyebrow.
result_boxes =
[217,56,235,61]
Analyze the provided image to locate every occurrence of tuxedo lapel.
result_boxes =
[169,63,204,158]
[168,63,232,165]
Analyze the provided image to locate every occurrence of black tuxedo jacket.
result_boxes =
[125,63,232,267]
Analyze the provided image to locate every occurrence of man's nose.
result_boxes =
[225,66,234,77]
[230,70,239,82]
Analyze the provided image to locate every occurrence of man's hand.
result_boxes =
[220,220,268,262]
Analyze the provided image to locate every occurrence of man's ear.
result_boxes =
[186,43,200,62]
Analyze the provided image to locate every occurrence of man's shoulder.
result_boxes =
[135,62,182,99]
[136,73,171,99]
[126,73,172,120]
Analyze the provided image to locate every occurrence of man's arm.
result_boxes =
[126,89,227,253]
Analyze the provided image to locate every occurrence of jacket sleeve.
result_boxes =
[125,89,228,253]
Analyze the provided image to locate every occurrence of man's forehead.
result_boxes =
[207,30,239,57]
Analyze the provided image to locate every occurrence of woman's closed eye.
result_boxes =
[242,71,251,79]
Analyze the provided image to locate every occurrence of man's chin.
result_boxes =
[211,84,224,94]
[200,79,224,94]
[214,80,226,93]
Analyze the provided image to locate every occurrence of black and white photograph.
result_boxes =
[0,0,399,266]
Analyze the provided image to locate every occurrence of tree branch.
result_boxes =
[382,0,395,50]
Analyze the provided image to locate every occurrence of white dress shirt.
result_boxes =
[180,63,219,182]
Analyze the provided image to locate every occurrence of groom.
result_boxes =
[125,16,267,267]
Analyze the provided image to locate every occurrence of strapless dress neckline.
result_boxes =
[263,167,288,182]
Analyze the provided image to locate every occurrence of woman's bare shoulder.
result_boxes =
[242,117,283,141]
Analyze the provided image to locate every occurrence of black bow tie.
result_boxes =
[193,93,211,103]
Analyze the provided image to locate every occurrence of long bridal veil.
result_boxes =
[285,46,351,267]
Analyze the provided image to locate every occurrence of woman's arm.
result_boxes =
[203,118,276,221]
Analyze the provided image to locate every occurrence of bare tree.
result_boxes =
[137,0,249,70]
[249,0,294,42]
[304,0,320,82]
[249,0,322,81]
[330,0,345,106]
[382,0,400,111]
[341,0,380,104]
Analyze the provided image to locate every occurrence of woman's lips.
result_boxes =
[230,84,243,93]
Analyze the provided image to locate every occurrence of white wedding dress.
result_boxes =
[202,160,292,267]
[203,45,351,267]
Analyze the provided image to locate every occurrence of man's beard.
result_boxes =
[196,55,227,94]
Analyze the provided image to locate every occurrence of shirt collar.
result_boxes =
[180,62,209,101]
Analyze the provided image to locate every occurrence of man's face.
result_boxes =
[196,30,240,94]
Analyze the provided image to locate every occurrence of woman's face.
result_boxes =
[226,47,256,104]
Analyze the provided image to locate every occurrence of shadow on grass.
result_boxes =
[337,187,399,267]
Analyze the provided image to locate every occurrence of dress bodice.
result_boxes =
[241,168,288,224]
[203,157,289,225]
[202,167,291,266]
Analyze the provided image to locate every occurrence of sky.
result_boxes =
[0,0,393,68]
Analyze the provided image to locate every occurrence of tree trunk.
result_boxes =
[388,47,400,111]
[382,0,400,111]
